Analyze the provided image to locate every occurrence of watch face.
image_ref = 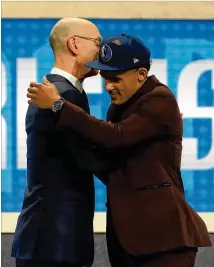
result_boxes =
[54,101,62,111]
[52,99,64,112]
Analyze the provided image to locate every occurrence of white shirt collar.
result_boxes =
[51,67,83,93]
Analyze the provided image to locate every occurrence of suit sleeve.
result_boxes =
[57,90,178,149]
[56,88,107,174]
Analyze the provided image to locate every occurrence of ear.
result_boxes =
[67,36,78,56]
[138,67,147,82]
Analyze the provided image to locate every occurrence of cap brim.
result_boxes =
[85,60,125,71]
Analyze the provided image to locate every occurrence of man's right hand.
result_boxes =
[27,77,60,109]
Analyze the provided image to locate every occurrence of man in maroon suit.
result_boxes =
[27,34,212,267]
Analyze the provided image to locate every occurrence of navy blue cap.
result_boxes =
[85,34,151,71]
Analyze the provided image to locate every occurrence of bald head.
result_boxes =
[49,17,99,53]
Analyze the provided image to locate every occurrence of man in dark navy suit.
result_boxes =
[12,17,105,267]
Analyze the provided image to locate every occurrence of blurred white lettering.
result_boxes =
[17,58,37,169]
[178,60,214,170]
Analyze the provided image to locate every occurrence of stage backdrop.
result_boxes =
[1,18,214,232]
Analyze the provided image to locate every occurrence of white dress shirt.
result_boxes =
[51,67,83,94]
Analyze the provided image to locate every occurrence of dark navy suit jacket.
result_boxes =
[11,74,105,266]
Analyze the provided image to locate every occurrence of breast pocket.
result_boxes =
[135,182,172,191]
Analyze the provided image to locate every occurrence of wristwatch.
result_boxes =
[51,97,66,113]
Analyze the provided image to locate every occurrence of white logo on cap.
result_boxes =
[100,44,112,62]
[133,58,139,63]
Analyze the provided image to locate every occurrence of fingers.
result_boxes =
[27,87,37,93]
[28,99,35,105]
[30,81,43,88]
[27,87,37,106]
[27,92,36,99]
[28,100,39,107]
[27,83,41,106]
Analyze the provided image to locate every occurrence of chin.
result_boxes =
[111,99,120,105]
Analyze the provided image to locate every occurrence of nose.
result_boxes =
[105,80,114,92]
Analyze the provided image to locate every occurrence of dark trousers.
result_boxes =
[135,248,197,267]
[106,208,197,267]
[16,259,82,267]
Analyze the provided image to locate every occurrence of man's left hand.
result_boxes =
[27,76,60,109]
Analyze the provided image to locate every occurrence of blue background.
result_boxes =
[1,19,214,212]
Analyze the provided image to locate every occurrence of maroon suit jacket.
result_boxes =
[58,75,211,255]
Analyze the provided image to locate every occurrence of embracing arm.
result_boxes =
[57,90,178,149]
[27,79,180,151]
[55,87,108,174]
